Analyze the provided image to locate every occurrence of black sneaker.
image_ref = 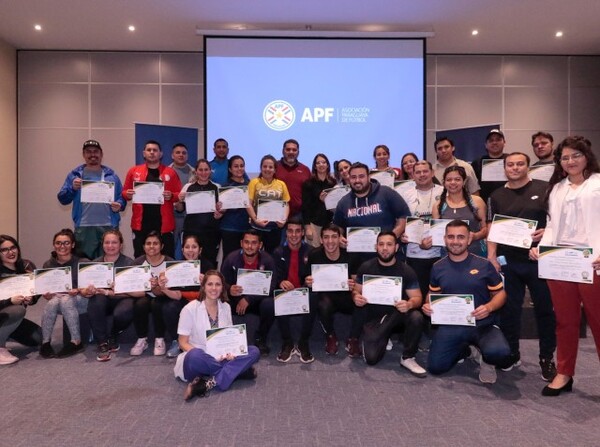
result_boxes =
[297,341,315,364]
[107,336,120,352]
[40,342,56,359]
[255,338,270,356]
[96,343,111,362]
[540,357,557,382]
[500,352,521,371]
[57,342,84,358]
[184,376,216,401]
[277,342,295,363]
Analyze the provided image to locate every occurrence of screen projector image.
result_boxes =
[204,36,425,174]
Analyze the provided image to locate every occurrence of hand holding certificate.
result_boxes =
[34,267,73,294]
[218,186,249,210]
[78,262,114,289]
[538,246,594,284]
[274,288,310,316]
[488,214,537,249]
[256,200,287,222]
[362,275,402,306]
[80,180,115,204]
[114,265,152,294]
[236,269,273,296]
[206,324,248,359]
[185,190,216,214]
[323,185,351,210]
[347,227,380,253]
[132,181,164,204]
[311,263,349,292]
[429,294,476,326]
[164,261,201,288]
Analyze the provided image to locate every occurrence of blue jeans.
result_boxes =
[182,346,260,391]
[427,324,510,375]
[499,259,556,359]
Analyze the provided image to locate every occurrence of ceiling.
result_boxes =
[0,0,599,55]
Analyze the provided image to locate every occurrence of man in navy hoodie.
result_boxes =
[333,162,410,249]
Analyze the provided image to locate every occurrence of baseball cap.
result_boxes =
[82,139,102,150]
[486,129,505,141]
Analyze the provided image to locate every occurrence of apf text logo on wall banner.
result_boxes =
[264,100,370,131]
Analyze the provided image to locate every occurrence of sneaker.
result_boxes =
[40,342,56,359]
[325,333,339,355]
[107,336,120,352]
[386,338,394,351]
[540,357,558,382]
[96,343,111,362]
[166,340,181,358]
[277,342,295,363]
[255,338,270,356]
[183,376,216,401]
[154,338,166,356]
[130,338,148,356]
[57,342,84,358]
[0,347,19,365]
[400,357,427,378]
[345,337,362,359]
[470,347,497,384]
[297,341,315,364]
[500,353,521,372]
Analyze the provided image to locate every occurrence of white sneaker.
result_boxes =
[386,338,393,351]
[130,338,148,356]
[400,357,427,378]
[154,338,166,356]
[0,347,19,365]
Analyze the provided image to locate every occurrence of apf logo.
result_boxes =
[263,100,295,131]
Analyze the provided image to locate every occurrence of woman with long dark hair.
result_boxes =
[302,153,337,247]
[532,136,600,396]
[219,155,251,258]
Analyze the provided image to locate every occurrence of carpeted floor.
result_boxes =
[2,304,599,447]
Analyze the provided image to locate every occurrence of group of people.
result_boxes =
[1,131,599,401]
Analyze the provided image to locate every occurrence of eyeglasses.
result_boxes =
[560,152,585,163]
[0,245,18,255]
[54,241,72,247]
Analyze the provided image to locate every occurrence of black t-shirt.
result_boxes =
[142,167,162,232]
[487,179,548,262]
[355,258,420,301]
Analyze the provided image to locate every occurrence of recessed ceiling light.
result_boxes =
[34,24,42,31]
[471,29,479,36]
[555,31,563,38]
[128,25,135,32]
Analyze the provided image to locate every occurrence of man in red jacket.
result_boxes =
[275,139,310,220]
[123,140,182,257]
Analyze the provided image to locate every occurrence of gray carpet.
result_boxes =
[2,304,599,447]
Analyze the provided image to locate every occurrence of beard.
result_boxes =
[377,252,396,263]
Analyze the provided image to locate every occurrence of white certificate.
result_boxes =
[538,246,594,284]
[430,219,455,246]
[236,269,273,296]
[0,274,36,300]
[80,180,115,204]
[347,227,380,253]
[370,170,395,188]
[164,260,201,288]
[132,181,164,204]
[185,190,216,214]
[311,263,349,292]
[78,262,114,289]
[206,324,249,359]
[430,294,476,326]
[528,164,554,182]
[488,214,538,249]
[274,288,310,316]
[362,274,403,306]
[113,265,152,294]
[405,217,427,244]
[324,185,351,210]
[218,186,249,210]
[256,199,287,222]
[34,267,73,294]
[481,159,508,182]
[394,180,415,198]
